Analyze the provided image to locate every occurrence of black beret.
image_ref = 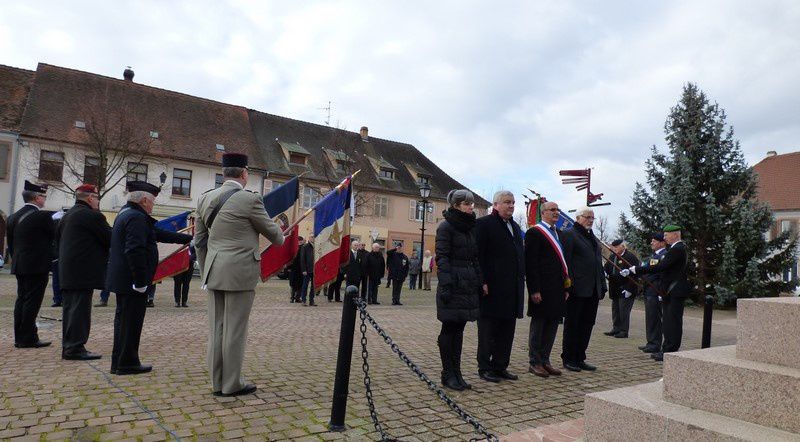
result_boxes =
[610,239,623,247]
[126,180,161,196]
[23,180,48,193]
[652,232,665,242]
[222,153,248,168]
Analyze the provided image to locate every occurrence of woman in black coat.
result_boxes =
[435,189,481,391]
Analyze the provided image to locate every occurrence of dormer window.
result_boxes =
[289,153,307,165]
[278,141,311,166]
[75,120,86,129]
[417,175,430,185]
[379,168,395,179]
[150,131,159,139]
[216,144,225,151]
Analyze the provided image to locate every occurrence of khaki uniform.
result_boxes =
[195,181,283,394]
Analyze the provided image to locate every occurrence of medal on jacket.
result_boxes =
[564,277,572,289]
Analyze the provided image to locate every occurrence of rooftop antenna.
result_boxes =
[319,101,332,126]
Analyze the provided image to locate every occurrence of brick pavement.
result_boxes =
[0,274,737,441]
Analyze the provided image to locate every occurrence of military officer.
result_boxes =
[195,153,283,397]
[106,181,191,375]
[637,233,668,354]
[7,180,55,348]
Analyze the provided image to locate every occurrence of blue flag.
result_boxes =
[263,177,300,218]
[156,211,190,232]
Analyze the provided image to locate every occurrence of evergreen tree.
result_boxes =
[619,83,797,306]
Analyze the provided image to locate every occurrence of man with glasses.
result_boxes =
[560,207,607,372]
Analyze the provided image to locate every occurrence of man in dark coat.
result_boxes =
[57,184,111,360]
[386,244,410,305]
[525,201,568,378]
[7,180,55,348]
[106,181,192,375]
[172,243,196,307]
[622,224,690,361]
[288,236,305,302]
[364,243,386,304]
[603,239,641,339]
[356,242,369,300]
[475,190,525,383]
[560,207,607,372]
[299,235,317,306]
[637,233,667,354]
[344,241,363,289]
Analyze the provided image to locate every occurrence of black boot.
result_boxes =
[452,330,471,390]
[438,335,464,391]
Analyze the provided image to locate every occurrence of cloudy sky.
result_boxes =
[2,1,799,231]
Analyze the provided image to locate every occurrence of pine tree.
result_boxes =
[618,83,798,306]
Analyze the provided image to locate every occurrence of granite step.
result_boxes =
[737,297,800,369]
[662,345,800,434]
[583,380,800,442]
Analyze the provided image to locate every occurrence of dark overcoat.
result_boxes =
[561,224,607,299]
[636,241,690,298]
[57,200,112,290]
[300,242,314,274]
[364,251,385,280]
[345,250,363,286]
[604,249,641,299]
[386,249,409,280]
[435,209,481,323]
[475,212,525,319]
[6,204,55,275]
[525,226,567,319]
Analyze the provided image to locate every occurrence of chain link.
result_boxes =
[355,298,499,442]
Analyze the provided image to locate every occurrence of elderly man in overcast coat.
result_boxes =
[475,190,525,383]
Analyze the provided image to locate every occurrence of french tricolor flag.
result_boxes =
[313,176,352,290]
[260,177,301,281]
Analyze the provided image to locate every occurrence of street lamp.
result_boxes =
[418,183,431,259]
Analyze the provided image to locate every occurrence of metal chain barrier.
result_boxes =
[355,298,499,442]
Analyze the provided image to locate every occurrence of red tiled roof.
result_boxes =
[753,151,800,211]
[19,63,259,166]
[0,64,34,132]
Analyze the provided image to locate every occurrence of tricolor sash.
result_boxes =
[533,223,572,288]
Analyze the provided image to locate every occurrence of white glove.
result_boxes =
[658,296,663,302]
[132,285,148,293]
[623,290,632,299]
[619,269,631,277]
[628,266,636,275]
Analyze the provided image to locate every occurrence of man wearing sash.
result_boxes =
[525,201,570,378]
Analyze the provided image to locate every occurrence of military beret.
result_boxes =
[126,180,161,196]
[610,239,624,246]
[651,232,665,242]
[222,153,248,168]
[663,224,682,232]
[76,183,99,194]
[24,180,48,193]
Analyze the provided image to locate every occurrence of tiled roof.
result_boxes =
[753,152,800,211]
[0,65,34,132]
[18,63,259,166]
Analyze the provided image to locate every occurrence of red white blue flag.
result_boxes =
[260,177,301,281]
[313,176,352,290]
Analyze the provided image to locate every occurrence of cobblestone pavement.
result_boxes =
[0,274,737,441]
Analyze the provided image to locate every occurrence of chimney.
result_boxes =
[766,150,777,157]
[123,66,134,82]
[360,126,369,141]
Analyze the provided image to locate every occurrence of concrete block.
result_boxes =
[737,297,800,369]
[663,345,800,434]
[584,381,800,442]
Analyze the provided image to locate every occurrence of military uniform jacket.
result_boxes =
[57,200,112,290]
[604,250,641,299]
[195,181,283,291]
[636,241,690,298]
[386,249,409,280]
[6,204,55,275]
[641,248,667,297]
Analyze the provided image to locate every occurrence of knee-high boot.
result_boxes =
[438,334,464,391]
[452,331,471,389]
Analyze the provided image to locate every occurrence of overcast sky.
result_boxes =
[3,1,799,232]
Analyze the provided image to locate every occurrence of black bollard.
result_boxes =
[701,293,714,349]
[328,286,359,431]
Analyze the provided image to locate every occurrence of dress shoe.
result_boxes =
[651,352,664,361]
[181,303,188,308]
[637,345,647,350]
[15,340,52,348]
[309,302,317,306]
[577,361,597,371]
[175,303,181,308]
[213,384,257,397]
[395,302,403,306]
[94,301,108,307]
[495,369,518,380]
[613,332,628,338]
[603,330,618,336]
[51,302,62,307]
[110,368,117,374]
[528,364,549,378]
[115,364,153,375]
[641,346,660,353]
[562,362,582,372]
[543,364,562,376]
[442,375,465,391]
[302,302,307,306]
[478,371,501,383]
[63,351,102,361]
[146,301,155,308]
[373,302,381,305]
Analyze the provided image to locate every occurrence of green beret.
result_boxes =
[663,224,682,232]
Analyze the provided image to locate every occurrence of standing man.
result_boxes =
[173,243,196,307]
[107,181,192,375]
[621,225,689,362]
[299,235,317,306]
[408,250,421,290]
[603,239,640,339]
[421,250,434,291]
[195,153,283,396]
[525,201,568,378]
[364,243,386,305]
[344,241,363,292]
[560,207,607,372]
[637,233,667,354]
[51,209,66,307]
[386,244,410,305]
[288,236,305,303]
[356,242,369,300]
[7,180,55,348]
[475,190,525,383]
[57,184,110,360]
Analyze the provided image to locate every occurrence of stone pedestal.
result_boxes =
[584,297,800,441]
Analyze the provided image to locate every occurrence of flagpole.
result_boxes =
[598,239,665,296]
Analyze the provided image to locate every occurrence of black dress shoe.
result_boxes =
[603,330,618,336]
[563,362,582,372]
[578,361,597,371]
[16,340,52,348]
[637,345,647,350]
[63,351,102,360]
[395,302,403,306]
[214,384,257,397]
[651,352,664,361]
[175,303,181,308]
[146,301,155,308]
[495,369,518,380]
[181,304,188,308]
[373,302,380,305]
[110,368,117,374]
[613,332,628,338]
[116,364,153,375]
[641,346,660,353]
[478,371,501,383]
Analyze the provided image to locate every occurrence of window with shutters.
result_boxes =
[301,186,321,209]
[374,196,389,218]
[126,162,148,183]
[0,142,10,180]
[410,200,435,222]
[379,168,394,179]
[83,156,100,185]
[172,168,192,196]
[38,150,64,181]
[263,179,273,195]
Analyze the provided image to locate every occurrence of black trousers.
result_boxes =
[561,295,600,364]
[610,296,635,334]
[662,296,685,353]
[111,292,147,370]
[360,276,369,300]
[644,295,663,350]
[61,288,93,355]
[14,273,48,345]
[367,277,381,303]
[477,316,516,373]
[528,316,560,366]
[173,270,192,305]
[391,278,405,303]
[327,274,344,301]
